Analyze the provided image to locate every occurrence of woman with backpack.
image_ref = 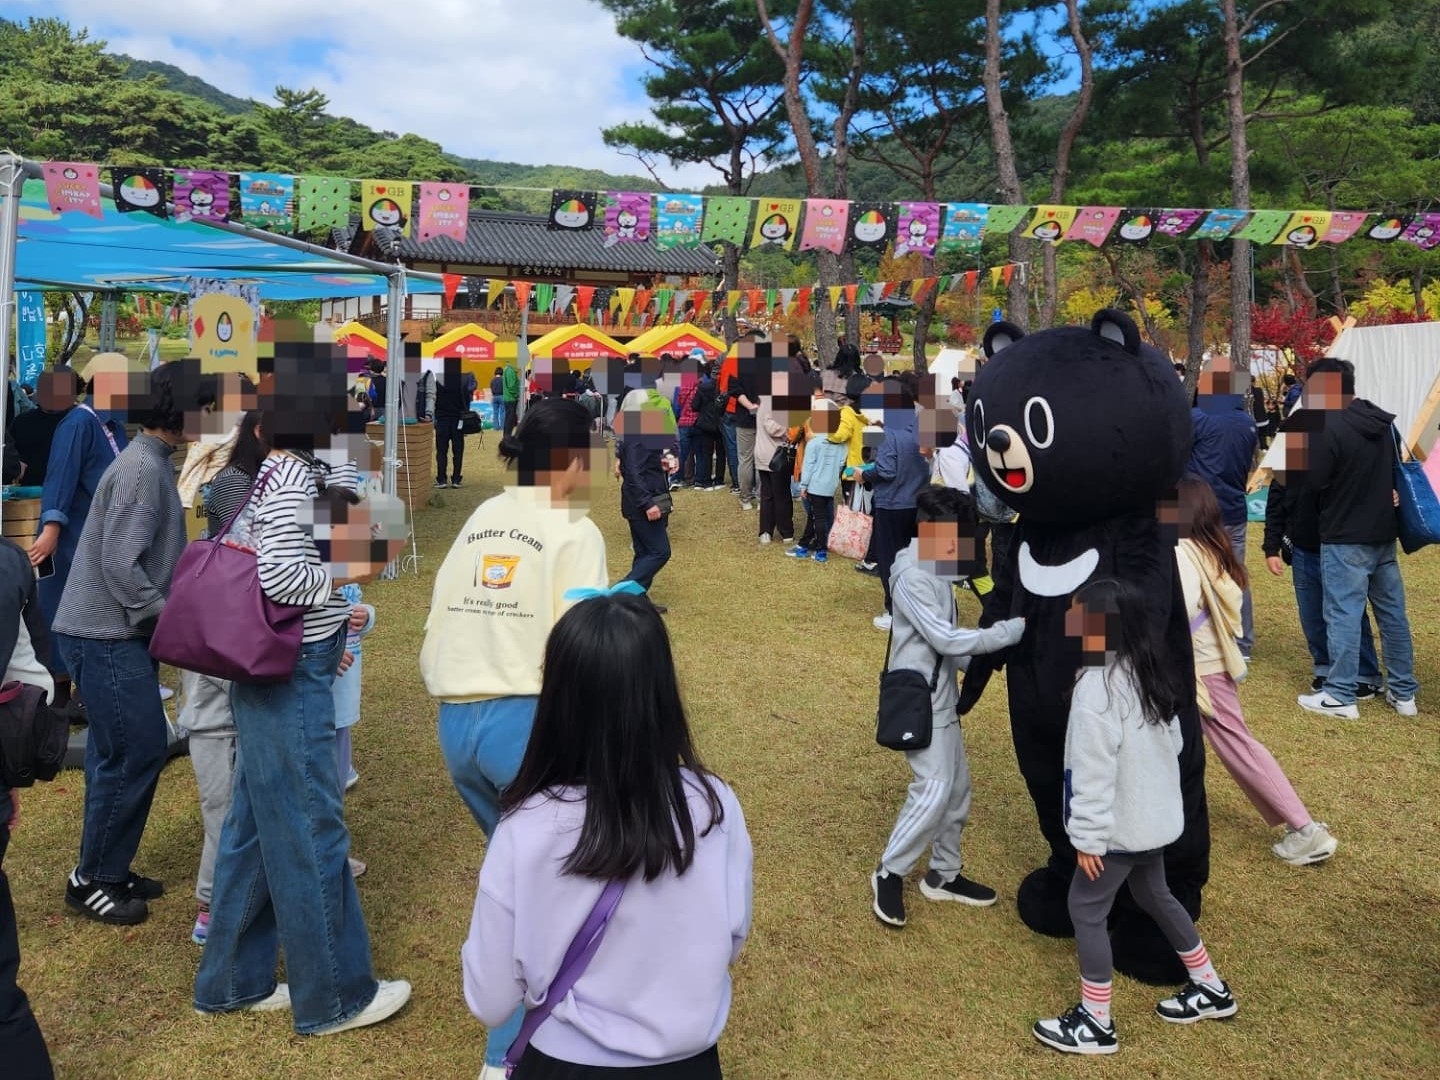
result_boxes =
[690,366,728,492]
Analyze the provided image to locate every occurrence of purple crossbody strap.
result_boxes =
[1189,609,1210,633]
[214,460,281,542]
[505,880,626,1072]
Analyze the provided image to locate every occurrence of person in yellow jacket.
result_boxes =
[419,398,608,1076]
[1174,477,1337,868]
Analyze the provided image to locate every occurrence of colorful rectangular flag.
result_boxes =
[847,202,895,252]
[359,180,412,236]
[799,199,849,254]
[43,162,103,218]
[549,190,598,231]
[417,183,469,243]
[604,191,652,247]
[1191,209,1250,241]
[1114,209,1160,245]
[701,196,753,246]
[1233,210,1290,244]
[655,193,705,250]
[1022,205,1078,245]
[1399,212,1440,250]
[750,198,802,250]
[1365,214,1410,242]
[1156,209,1205,237]
[239,172,294,231]
[1064,206,1121,248]
[1279,210,1333,249]
[297,176,350,233]
[173,169,231,224]
[1320,212,1369,245]
[111,167,168,218]
[895,202,942,257]
[983,204,1030,237]
[939,203,988,254]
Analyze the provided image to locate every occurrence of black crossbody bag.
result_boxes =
[875,622,943,752]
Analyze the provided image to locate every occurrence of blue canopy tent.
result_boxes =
[0,156,432,538]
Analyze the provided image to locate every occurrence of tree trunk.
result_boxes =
[1104,249,1165,346]
[912,256,937,374]
[1040,0,1095,329]
[1413,266,1427,320]
[720,243,742,345]
[983,0,1029,330]
[1222,0,1252,370]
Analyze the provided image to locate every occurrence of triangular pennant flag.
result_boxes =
[1022,205,1078,244]
[554,284,575,316]
[843,284,859,307]
[764,288,779,313]
[1002,265,1015,287]
[673,291,689,319]
[1233,210,1290,244]
[512,281,533,309]
[912,277,938,302]
[360,180,410,236]
[442,274,462,308]
[828,286,844,310]
[575,286,596,321]
[487,279,508,308]
[296,176,349,233]
[990,267,1005,289]
[727,291,744,315]
[535,283,555,315]
[694,292,713,319]
[867,283,887,305]
[747,289,764,314]
[796,287,813,316]
[1279,211,1332,249]
[1065,206,1121,248]
[780,288,797,315]
[550,190,598,231]
[614,287,636,323]
[984,204,1030,236]
[964,271,978,293]
[43,162,103,218]
[880,281,899,300]
[110,167,168,218]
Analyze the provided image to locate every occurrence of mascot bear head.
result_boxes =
[967,309,1191,525]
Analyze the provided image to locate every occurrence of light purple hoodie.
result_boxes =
[463,773,752,1068]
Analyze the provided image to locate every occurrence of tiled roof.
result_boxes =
[334,211,720,276]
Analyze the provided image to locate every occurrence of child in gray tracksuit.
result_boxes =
[870,486,1025,929]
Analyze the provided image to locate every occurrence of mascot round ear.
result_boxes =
[1091,308,1142,355]
[983,321,1026,359]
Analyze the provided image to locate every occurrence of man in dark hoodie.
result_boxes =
[1187,358,1259,657]
[1296,358,1418,720]
[1263,410,1384,699]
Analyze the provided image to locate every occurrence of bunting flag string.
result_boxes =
[34,159,1434,262]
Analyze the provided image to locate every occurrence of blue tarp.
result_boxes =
[16,179,438,301]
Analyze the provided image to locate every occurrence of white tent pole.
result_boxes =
[382,268,405,498]
[0,153,24,530]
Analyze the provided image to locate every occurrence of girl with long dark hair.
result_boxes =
[1176,477,1336,866]
[463,592,752,1080]
[1034,578,1237,1056]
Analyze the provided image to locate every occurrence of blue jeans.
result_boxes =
[1291,546,1380,683]
[437,697,535,1065]
[1226,521,1255,655]
[623,516,672,591]
[722,419,740,489]
[491,400,503,431]
[1320,543,1418,705]
[677,425,694,483]
[56,635,168,884]
[193,631,378,1034]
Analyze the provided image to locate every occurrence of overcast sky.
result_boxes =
[4,0,721,187]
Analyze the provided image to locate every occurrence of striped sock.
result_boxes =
[1178,942,1223,990]
[1080,978,1113,1025]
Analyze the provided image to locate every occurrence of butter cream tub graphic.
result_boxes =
[476,553,521,589]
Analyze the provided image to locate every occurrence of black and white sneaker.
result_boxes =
[855,560,879,575]
[918,869,997,907]
[66,870,149,925]
[1355,682,1384,701]
[127,872,165,900]
[1310,676,1325,692]
[870,868,906,928]
[1155,979,1238,1024]
[1033,1003,1117,1055]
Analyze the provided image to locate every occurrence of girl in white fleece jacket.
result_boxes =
[1033,579,1238,1057]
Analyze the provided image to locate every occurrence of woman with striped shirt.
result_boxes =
[193,401,409,1036]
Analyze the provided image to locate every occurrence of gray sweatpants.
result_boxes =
[178,669,236,906]
[1068,850,1200,983]
[736,426,757,501]
[880,717,972,879]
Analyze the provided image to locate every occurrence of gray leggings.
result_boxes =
[1068,850,1201,983]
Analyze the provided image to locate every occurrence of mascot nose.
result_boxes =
[987,428,1011,453]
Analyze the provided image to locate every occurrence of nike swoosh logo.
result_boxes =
[1017,542,1100,598]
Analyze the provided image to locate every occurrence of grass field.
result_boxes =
[9,440,1439,1080]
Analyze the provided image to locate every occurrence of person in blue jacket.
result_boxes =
[1187,358,1259,658]
[869,372,931,632]
[27,354,130,704]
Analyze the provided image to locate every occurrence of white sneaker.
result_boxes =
[159,687,175,702]
[311,979,411,1036]
[873,613,892,631]
[1272,823,1338,866]
[478,1066,509,1080]
[758,534,771,545]
[1297,691,1358,721]
[195,983,291,1015]
[1384,690,1418,717]
[740,502,754,512]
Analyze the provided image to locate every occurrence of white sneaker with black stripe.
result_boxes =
[65,869,149,925]
[1155,979,1238,1023]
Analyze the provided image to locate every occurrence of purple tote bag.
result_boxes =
[150,470,307,682]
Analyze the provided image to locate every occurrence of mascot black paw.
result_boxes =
[964,309,1210,982]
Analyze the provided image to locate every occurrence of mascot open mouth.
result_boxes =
[984,425,1036,494]
[1000,466,1028,489]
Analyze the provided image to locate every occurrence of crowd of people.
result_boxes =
[0,323,1425,1077]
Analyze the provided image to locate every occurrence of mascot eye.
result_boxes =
[1024,397,1055,449]
[971,399,986,438]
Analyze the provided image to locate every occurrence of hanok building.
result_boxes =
[321,208,720,344]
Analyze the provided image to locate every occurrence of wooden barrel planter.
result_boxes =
[1,498,41,551]
[367,421,433,511]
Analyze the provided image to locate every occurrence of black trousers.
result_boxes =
[514,1045,721,1079]
[873,506,918,612]
[0,824,54,1080]
[504,400,519,436]
[757,468,794,541]
[434,416,465,483]
[692,430,718,486]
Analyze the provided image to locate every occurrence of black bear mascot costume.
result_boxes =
[958,309,1209,985]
